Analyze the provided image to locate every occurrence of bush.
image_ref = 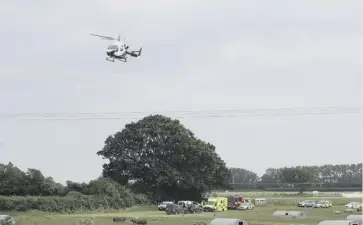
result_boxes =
[131,218,147,225]
[79,217,94,225]
[0,192,150,213]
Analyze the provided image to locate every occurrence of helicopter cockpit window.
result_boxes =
[108,45,118,50]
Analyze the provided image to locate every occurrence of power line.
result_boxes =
[0,107,361,121]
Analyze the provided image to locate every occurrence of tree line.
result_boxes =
[229,163,362,192]
[0,114,361,212]
[1,162,361,198]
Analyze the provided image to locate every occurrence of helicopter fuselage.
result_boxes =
[104,40,141,63]
[106,44,127,59]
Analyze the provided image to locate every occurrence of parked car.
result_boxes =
[345,201,362,209]
[227,196,243,209]
[254,198,268,206]
[237,202,254,210]
[185,204,203,214]
[158,201,174,211]
[178,200,202,208]
[165,203,185,215]
[313,200,332,208]
[297,200,316,207]
[228,201,237,209]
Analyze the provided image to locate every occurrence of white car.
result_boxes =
[177,200,202,208]
[237,202,255,210]
[158,201,174,211]
[345,201,362,209]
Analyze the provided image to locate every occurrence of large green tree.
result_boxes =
[97,114,231,201]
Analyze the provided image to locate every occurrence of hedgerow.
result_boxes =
[0,192,150,213]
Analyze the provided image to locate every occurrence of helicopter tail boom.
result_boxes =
[127,48,142,57]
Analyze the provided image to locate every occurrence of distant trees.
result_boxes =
[229,168,259,189]
[278,167,312,193]
[1,161,360,199]
[252,164,362,191]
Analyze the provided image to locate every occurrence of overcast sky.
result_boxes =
[0,0,362,184]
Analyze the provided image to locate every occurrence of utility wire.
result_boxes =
[0,107,361,121]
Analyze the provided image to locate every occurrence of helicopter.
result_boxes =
[90,33,142,63]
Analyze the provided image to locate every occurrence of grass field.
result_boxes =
[12,205,362,225]
[8,192,363,225]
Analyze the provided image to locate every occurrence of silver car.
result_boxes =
[158,201,174,211]
[298,200,316,207]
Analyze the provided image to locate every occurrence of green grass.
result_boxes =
[11,206,362,225]
[8,192,363,225]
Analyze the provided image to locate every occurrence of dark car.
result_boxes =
[227,196,243,209]
[186,204,203,214]
[165,204,185,215]
[228,201,237,210]
[297,200,316,207]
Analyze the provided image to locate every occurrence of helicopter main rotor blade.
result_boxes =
[90,33,115,40]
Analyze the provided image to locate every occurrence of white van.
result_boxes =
[255,198,268,205]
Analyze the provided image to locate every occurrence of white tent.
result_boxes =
[346,216,363,222]
[318,220,361,225]
[0,215,9,222]
[210,218,245,225]
[272,211,308,218]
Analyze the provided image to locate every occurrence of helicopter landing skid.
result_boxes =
[117,58,127,62]
[106,57,115,62]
